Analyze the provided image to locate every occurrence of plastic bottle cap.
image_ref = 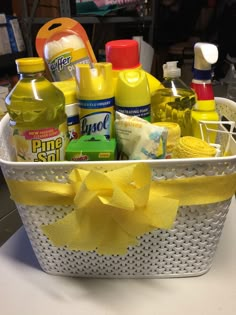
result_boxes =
[105,39,140,70]
[194,42,218,70]
[76,62,114,99]
[115,69,150,105]
[15,57,45,73]
[163,61,181,78]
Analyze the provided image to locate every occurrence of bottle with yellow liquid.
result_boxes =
[151,61,196,136]
[5,57,68,162]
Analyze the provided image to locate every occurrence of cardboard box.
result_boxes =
[12,0,60,18]
[66,135,117,161]
[28,0,60,18]
[0,14,12,55]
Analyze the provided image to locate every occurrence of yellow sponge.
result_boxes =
[172,136,216,158]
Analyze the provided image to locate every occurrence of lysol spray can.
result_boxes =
[76,62,115,139]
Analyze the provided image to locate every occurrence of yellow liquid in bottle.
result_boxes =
[6,76,66,129]
[5,72,68,162]
[151,88,196,137]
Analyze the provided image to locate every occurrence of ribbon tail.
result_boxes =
[7,180,74,206]
[42,211,79,247]
[111,195,179,239]
[111,207,153,238]
[152,173,236,206]
[145,193,179,229]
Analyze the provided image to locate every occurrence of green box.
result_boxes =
[65,135,117,161]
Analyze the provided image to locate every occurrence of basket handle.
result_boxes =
[0,114,10,161]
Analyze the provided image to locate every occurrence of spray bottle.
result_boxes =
[191,42,219,143]
[76,62,115,139]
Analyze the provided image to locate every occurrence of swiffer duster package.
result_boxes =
[35,17,97,81]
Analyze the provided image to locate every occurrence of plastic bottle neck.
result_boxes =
[162,76,189,90]
[19,71,44,79]
[164,76,180,80]
[192,68,212,81]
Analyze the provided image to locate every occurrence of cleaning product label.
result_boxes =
[67,114,80,140]
[65,102,80,140]
[191,82,214,100]
[115,104,150,122]
[48,48,91,81]
[65,135,117,161]
[12,122,68,162]
[79,97,114,138]
[35,17,97,81]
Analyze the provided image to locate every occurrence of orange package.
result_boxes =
[35,17,97,81]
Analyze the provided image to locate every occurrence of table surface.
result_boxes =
[0,198,236,315]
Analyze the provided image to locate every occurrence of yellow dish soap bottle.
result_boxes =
[151,61,196,136]
[5,57,68,162]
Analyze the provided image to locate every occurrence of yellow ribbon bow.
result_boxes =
[6,163,236,255]
[42,163,179,255]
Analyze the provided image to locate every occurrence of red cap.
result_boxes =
[105,39,140,70]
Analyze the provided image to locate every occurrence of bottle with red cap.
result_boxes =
[105,39,162,95]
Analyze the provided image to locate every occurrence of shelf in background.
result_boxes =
[22,15,152,25]
[19,0,156,56]
[0,52,25,71]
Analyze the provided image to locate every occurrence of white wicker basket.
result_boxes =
[0,97,236,278]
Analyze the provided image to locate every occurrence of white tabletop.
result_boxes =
[0,198,236,315]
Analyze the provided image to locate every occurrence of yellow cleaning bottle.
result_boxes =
[53,80,80,141]
[5,57,68,162]
[105,39,162,95]
[115,68,151,122]
[76,62,115,139]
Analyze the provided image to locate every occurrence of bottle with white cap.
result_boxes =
[151,61,196,136]
[191,42,219,143]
